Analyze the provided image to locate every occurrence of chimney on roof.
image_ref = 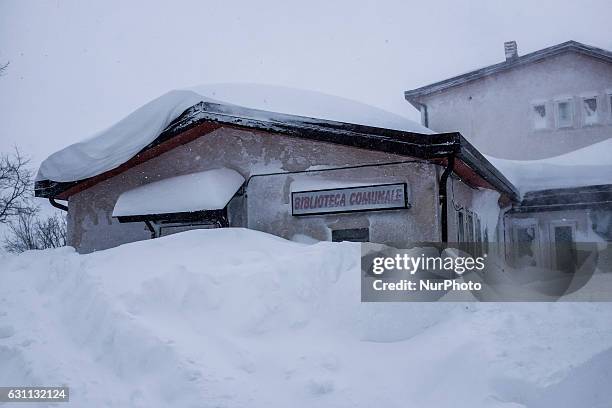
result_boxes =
[504,41,518,62]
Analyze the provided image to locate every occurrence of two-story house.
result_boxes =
[404,41,612,160]
[405,41,612,273]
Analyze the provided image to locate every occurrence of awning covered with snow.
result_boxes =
[112,168,245,220]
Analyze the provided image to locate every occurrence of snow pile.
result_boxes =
[112,168,245,217]
[1,229,612,407]
[487,138,612,194]
[37,84,431,183]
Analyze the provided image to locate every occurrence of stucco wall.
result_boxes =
[67,127,447,253]
[246,163,439,247]
[419,52,612,159]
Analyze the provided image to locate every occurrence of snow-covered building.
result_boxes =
[405,41,612,271]
[404,41,612,160]
[34,85,517,253]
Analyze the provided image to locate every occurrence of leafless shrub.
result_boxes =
[4,210,67,253]
[0,149,34,224]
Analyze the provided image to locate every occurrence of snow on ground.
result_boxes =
[1,228,612,407]
[487,138,612,195]
[36,84,432,183]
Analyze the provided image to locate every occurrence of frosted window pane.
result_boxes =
[557,101,572,127]
[533,104,547,129]
[583,97,598,125]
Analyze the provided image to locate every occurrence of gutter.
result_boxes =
[438,155,455,242]
[49,197,68,212]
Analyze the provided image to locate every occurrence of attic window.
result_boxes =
[582,96,598,125]
[532,104,547,129]
[555,99,573,128]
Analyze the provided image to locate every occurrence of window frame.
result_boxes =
[331,228,370,243]
[531,101,548,130]
[548,220,577,273]
[580,93,600,126]
[457,210,465,243]
[554,97,574,129]
[511,218,541,267]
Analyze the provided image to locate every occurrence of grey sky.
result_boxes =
[1,0,611,168]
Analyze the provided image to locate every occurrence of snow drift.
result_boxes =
[1,228,612,407]
[36,84,432,183]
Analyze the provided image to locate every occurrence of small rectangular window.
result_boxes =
[556,100,573,128]
[457,211,465,242]
[532,104,547,129]
[582,96,599,125]
[466,212,474,242]
[332,228,369,242]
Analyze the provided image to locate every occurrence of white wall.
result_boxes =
[419,52,612,159]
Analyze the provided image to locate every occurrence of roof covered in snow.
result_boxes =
[34,84,520,202]
[36,84,431,184]
[487,138,612,195]
[405,41,612,105]
[112,168,245,218]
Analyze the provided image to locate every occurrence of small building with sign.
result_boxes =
[34,85,517,253]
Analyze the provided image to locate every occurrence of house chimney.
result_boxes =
[504,41,518,62]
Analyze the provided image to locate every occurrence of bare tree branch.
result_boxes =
[0,61,8,76]
[0,148,34,224]
[3,209,67,253]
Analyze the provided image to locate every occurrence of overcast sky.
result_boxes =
[1,0,611,168]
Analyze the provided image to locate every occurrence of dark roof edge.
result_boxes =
[455,134,520,200]
[509,184,612,213]
[35,101,519,201]
[404,41,612,105]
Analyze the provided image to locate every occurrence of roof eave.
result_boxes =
[404,41,612,100]
[35,103,519,202]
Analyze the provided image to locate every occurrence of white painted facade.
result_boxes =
[409,51,612,159]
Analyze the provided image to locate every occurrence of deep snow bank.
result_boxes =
[1,229,612,407]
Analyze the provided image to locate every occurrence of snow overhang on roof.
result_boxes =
[486,138,612,196]
[112,168,245,221]
[404,41,612,106]
[34,85,520,203]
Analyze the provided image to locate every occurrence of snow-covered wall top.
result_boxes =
[36,83,432,183]
[487,138,612,195]
[112,168,245,217]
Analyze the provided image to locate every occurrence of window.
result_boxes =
[532,103,547,129]
[513,222,538,267]
[582,96,599,125]
[475,218,482,256]
[457,211,465,242]
[550,222,576,273]
[555,99,573,128]
[332,228,369,242]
